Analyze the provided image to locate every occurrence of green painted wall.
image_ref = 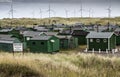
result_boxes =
[59,37,78,49]
[88,35,116,51]
[27,36,59,53]
[88,38,108,51]
[27,40,48,52]
[48,36,60,52]
[0,38,21,52]
[60,39,69,49]
[73,37,79,48]
[116,36,120,45]
[110,35,116,50]
[74,36,86,45]
[0,43,13,52]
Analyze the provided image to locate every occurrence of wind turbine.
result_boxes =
[91,9,94,18]
[47,3,55,18]
[79,0,84,18]
[87,8,94,18]
[106,0,112,31]
[65,9,69,18]
[8,0,16,26]
[39,8,42,18]
[46,2,55,25]
[31,10,35,18]
[73,9,76,17]
[107,6,111,18]
[88,8,91,18]
[52,11,56,17]
[106,0,112,18]
[9,0,14,19]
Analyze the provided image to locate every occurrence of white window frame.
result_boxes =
[90,39,93,42]
[103,39,107,43]
[96,39,100,43]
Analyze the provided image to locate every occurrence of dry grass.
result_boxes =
[0,52,120,77]
[1,17,120,27]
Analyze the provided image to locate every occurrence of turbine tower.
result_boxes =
[65,9,69,18]
[47,3,55,18]
[107,0,111,18]
[79,0,83,18]
[39,8,42,18]
[48,3,51,18]
[88,8,91,18]
[10,0,13,19]
[73,9,76,17]
[31,10,35,18]
[107,6,111,18]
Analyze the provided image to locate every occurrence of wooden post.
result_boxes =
[12,51,14,56]
[106,49,108,54]
[92,48,94,53]
[112,49,115,54]
[84,48,88,53]
[23,50,24,56]
[99,49,101,53]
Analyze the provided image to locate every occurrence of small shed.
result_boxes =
[72,29,89,45]
[0,35,22,52]
[56,35,78,49]
[27,35,59,53]
[86,32,116,51]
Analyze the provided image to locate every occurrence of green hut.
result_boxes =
[72,29,89,45]
[27,35,59,53]
[86,32,116,51]
[0,35,22,52]
[56,35,78,49]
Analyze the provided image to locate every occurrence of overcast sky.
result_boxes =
[0,0,120,18]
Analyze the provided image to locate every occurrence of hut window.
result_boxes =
[32,42,36,45]
[41,42,44,45]
[90,39,93,42]
[96,39,100,43]
[103,39,107,43]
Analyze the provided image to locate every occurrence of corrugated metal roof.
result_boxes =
[0,40,13,44]
[86,32,114,38]
[22,31,42,37]
[56,35,72,39]
[0,34,12,38]
[115,28,120,32]
[30,36,52,40]
[0,37,16,44]
[44,32,58,36]
[0,28,13,32]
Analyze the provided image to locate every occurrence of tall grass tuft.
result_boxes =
[0,52,120,77]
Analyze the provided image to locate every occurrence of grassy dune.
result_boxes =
[0,17,120,27]
[0,52,120,77]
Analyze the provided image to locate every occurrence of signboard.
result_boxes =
[13,43,23,52]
